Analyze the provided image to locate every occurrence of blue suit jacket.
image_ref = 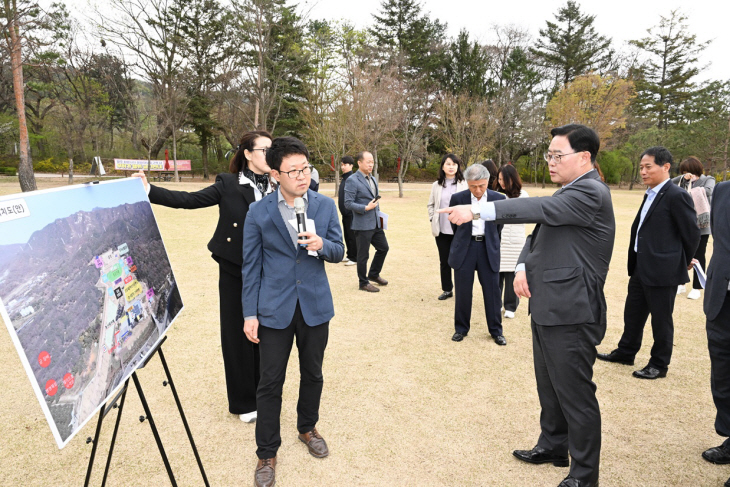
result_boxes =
[242,189,344,329]
[343,171,380,231]
[447,189,505,273]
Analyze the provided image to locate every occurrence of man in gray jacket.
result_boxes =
[344,151,389,292]
[440,124,614,487]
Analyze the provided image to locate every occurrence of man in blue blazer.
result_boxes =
[344,151,389,292]
[448,164,506,345]
[242,137,344,487]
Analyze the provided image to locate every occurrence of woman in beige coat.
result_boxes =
[427,154,468,300]
[496,165,528,318]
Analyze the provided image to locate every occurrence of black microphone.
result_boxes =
[294,197,307,244]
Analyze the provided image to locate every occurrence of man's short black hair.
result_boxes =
[640,146,673,167]
[266,136,309,172]
[341,156,354,165]
[550,124,600,162]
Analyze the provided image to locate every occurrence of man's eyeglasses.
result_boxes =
[280,165,314,179]
[543,151,582,164]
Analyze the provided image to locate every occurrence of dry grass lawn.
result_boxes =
[0,177,725,486]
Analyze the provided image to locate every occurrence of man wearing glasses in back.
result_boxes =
[242,136,344,487]
[440,124,614,487]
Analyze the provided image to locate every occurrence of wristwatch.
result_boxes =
[471,203,480,220]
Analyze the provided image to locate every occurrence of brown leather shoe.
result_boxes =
[369,276,388,286]
[298,427,329,458]
[359,283,380,292]
[254,457,276,487]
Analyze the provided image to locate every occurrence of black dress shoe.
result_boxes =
[513,445,569,467]
[558,475,598,487]
[702,444,730,464]
[438,291,453,300]
[632,365,667,379]
[596,349,634,365]
[493,335,507,346]
[725,476,730,487]
[452,332,465,342]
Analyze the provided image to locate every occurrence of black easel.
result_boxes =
[84,337,209,486]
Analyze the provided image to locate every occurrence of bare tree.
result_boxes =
[1,0,63,190]
[94,0,189,158]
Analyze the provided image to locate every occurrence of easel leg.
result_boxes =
[84,379,129,487]
[100,382,129,487]
[132,371,177,487]
[84,405,106,487]
[157,347,210,486]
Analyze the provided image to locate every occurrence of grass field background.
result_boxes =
[0,178,724,486]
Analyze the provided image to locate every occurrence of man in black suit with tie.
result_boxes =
[337,156,357,264]
[448,163,506,345]
[440,124,614,487]
[598,146,700,379]
[701,182,730,485]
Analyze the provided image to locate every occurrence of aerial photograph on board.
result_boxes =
[0,178,183,447]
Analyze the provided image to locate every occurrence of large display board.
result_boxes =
[0,178,184,448]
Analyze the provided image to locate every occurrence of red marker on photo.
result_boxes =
[38,351,51,368]
[45,379,57,396]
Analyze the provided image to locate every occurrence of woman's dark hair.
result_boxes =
[437,153,465,186]
[228,130,273,173]
[265,136,309,172]
[498,164,523,199]
[480,159,498,189]
[679,156,704,177]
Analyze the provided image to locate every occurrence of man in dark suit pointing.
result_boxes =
[440,124,614,487]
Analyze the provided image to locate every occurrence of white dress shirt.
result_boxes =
[634,177,670,252]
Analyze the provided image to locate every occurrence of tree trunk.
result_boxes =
[541,164,546,189]
[172,126,179,182]
[148,125,173,158]
[722,118,730,181]
[7,11,36,192]
[214,135,225,170]
[372,147,379,181]
[68,156,74,185]
[201,135,209,181]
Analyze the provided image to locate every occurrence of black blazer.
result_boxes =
[148,173,256,267]
[338,171,353,216]
[447,189,505,272]
[628,180,700,286]
[704,181,730,321]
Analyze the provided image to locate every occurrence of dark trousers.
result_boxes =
[218,261,260,414]
[617,275,676,370]
[499,271,520,312]
[707,292,730,446]
[435,233,455,292]
[692,234,710,289]
[341,213,357,261]
[255,302,329,459]
[453,242,502,337]
[532,319,604,485]
[354,228,389,286]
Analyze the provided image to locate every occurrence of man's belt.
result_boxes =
[471,235,485,241]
